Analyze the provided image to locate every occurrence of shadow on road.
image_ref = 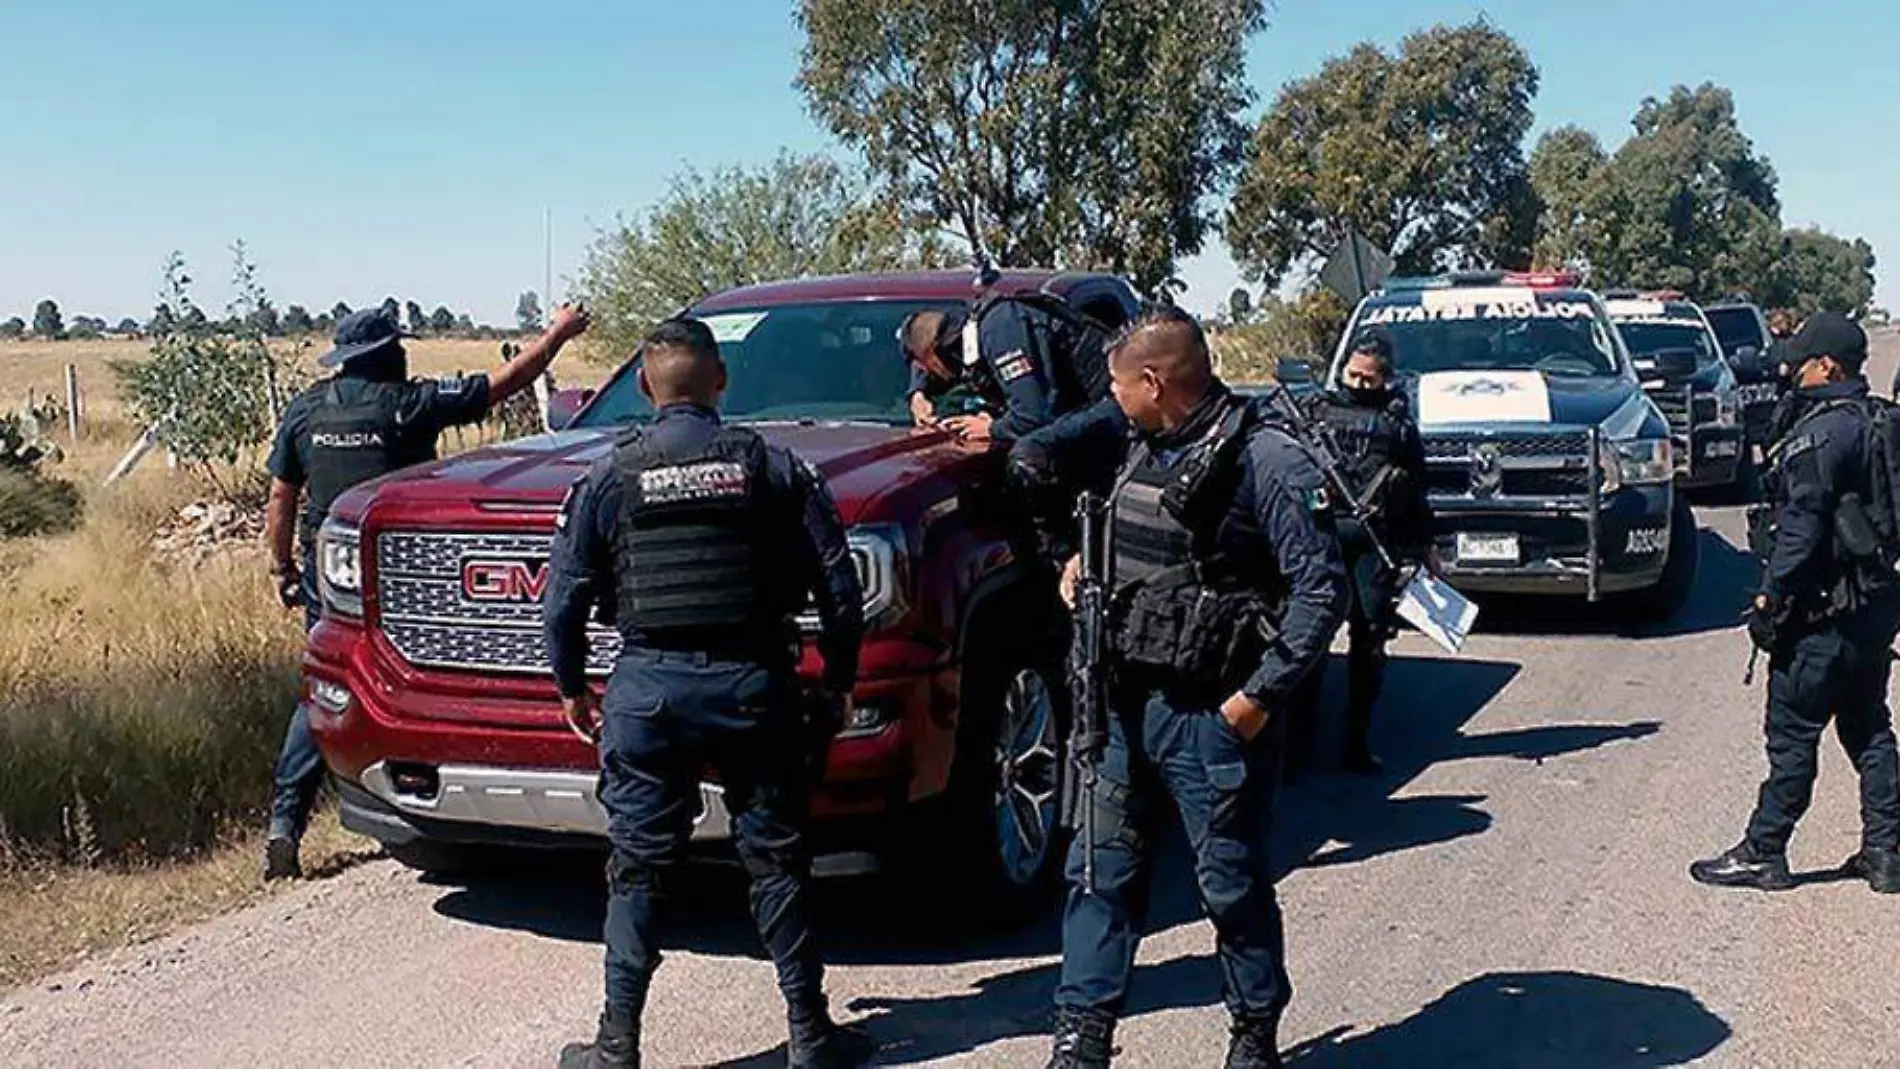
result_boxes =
[1464,528,1756,641]
[1282,970,1731,1067]
[427,653,1674,1065]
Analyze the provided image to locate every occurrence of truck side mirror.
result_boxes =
[546,388,594,431]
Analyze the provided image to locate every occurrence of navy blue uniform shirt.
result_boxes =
[962,300,1083,446]
[1764,379,1876,607]
[542,403,864,698]
[267,370,493,534]
[1032,387,1347,708]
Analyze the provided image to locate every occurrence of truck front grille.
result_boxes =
[374,529,619,676]
[1422,430,1593,501]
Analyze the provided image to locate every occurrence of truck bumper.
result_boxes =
[305,623,955,876]
[1430,484,1675,598]
[1678,424,1745,489]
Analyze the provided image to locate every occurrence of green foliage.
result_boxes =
[0,317,24,339]
[795,0,1265,294]
[110,247,311,500]
[281,305,314,334]
[0,401,81,540]
[405,301,427,335]
[1227,20,1540,288]
[32,300,63,340]
[575,150,951,361]
[1210,289,1348,382]
[516,290,543,333]
[1227,287,1254,326]
[1770,227,1877,317]
[1529,126,1610,271]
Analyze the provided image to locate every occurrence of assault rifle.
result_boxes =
[1265,386,1399,573]
[1068,489,1110,895]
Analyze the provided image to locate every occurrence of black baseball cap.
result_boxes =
[318,307,415,368]
[1782,311,1867,372]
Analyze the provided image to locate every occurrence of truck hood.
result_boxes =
[346,421,963,525]
[1406,370,1657,440]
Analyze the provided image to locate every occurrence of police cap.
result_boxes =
[1783,311,1867,373]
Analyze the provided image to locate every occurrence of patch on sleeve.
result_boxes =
[1303,485,1332,513]
[556,474,584,530]
[994,350,1035,383]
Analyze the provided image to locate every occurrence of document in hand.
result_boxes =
[1396,570,1478,654]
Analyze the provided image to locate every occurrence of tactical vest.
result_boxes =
[1105,396,1280,693]
[611,423,786,645]
[968,293,1112,411]
[301,380,434,535]
[1311,392,1402,499]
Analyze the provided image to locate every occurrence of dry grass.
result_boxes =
[0,337,547,988]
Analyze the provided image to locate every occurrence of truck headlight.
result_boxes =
[317,519,363,617]
[1600,438,1672,492]
[798,524,908,632]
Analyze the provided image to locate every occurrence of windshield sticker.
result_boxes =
[699,311,769,343]
[1364,296,1597,326]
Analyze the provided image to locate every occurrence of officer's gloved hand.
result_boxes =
[1747,593,1781,653]
[804,691,849,778]
[273,565,301,610]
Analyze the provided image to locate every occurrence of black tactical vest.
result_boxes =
[1105,396,1279,692]
[1311,391,1402,499]
[611,423,784,643]
[301,380,434,536]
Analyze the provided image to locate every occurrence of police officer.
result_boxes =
[1044,305,1348,1068]
[898,291,1109,449]
[541,317,873,1069]
[1691,312,1900,895]
[261,302,589,880]
[1288,330,1433,776]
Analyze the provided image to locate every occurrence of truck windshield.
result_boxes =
[1352,294,1622,379]
[1703,307,1766,355]
[1616,321,1720,369]
[574,299,956,427]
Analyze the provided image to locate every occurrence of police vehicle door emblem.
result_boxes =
[1469,443,1503,498]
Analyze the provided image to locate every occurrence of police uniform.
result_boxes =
[1047,383,1348,1068]
[541,401,870,1068]
[263,310,493,860]
[1694,315,1900,895]
[1287,385,1433,774]
[941,296,1110,447]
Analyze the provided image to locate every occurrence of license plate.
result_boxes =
[1457,533,1519,563]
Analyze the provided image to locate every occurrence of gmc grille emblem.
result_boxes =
[461,559,550,603]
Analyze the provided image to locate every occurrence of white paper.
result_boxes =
[1396,570,1479,655]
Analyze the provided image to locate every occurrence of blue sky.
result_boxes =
[3,0,1893,329]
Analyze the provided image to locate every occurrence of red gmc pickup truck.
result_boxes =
[302,269,1142,911]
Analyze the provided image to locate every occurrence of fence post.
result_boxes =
[264,361,280,426]
[64,364,81,441]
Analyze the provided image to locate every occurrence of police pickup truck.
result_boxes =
[1328,271,1697,621]
[1603,291,1750,495]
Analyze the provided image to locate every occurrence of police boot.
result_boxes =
[787,1007,874,1068]
[1045,1008,1115,1068]
[557,1012,639,1069]
[1223,1014,1284,1069]
[1844,847,1900,894]
[262,835,301,881]
[1689,841,1793,891]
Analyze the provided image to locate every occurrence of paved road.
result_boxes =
[9,353,1900,1068]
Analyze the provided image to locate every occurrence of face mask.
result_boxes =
[1346,385,1387,407]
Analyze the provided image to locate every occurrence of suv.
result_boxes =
[1603,292,1750,494]
[1702,300,1781,445]
[303,269,1141,910]
[1328,270,1697,619]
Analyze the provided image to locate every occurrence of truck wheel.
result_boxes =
[931,640,1068,921]
[1625,493,1700,623]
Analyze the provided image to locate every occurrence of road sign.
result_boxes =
[1319,231,1394,306]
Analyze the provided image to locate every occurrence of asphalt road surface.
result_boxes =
[9,348,1900,1068]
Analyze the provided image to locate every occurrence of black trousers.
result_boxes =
[1745,604,1900,857]
[1289,543,1397,761]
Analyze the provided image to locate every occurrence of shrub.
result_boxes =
[0,402,82,539]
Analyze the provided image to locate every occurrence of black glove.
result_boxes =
[1746,594,1780,653]
[803,691,848,777]
[273,565,302,610]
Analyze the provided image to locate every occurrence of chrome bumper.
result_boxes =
[359,760,731,840]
